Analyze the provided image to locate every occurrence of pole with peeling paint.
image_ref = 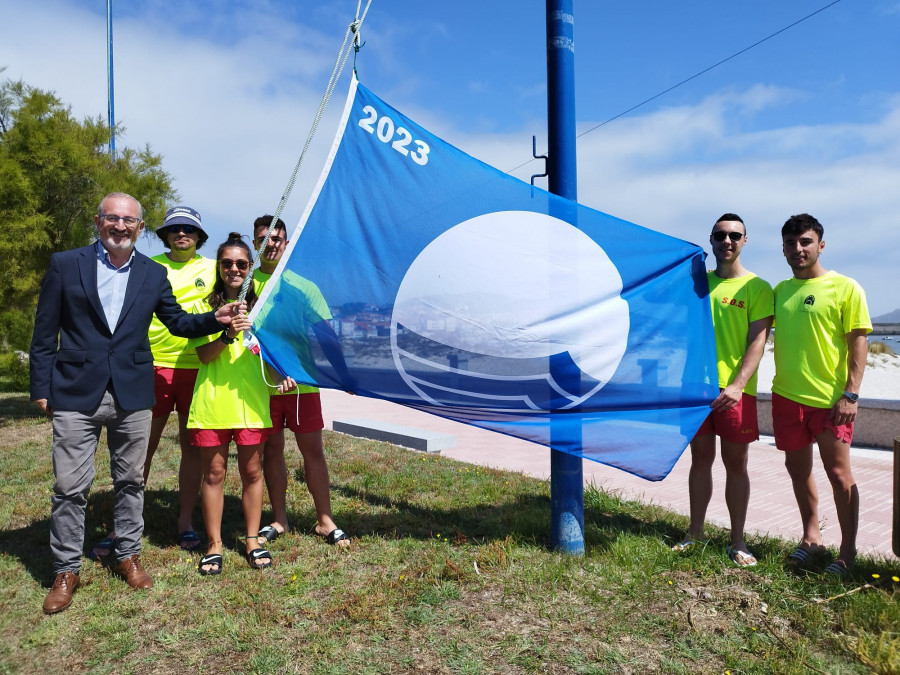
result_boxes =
[546,0,585,555]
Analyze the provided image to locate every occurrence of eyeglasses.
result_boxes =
[100,214,141,226]
[712,231,744,242]
[164,224,199,234]
[220,258,250,270]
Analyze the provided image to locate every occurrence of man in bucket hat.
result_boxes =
[147,207,217,551]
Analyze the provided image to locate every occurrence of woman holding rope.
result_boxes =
[186,233,293,575]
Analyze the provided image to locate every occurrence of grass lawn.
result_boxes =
[0,392,898,674]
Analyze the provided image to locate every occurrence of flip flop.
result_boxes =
[177,530,202,552]
[198,553,222,576]
[88,534,117,560]
[727,546,758,567]
[788,547,812,564]
[787,544,830,566]
[257,525,282,543]
[324,528,350,547]
[246,548,273,570]
[824,560,851,579]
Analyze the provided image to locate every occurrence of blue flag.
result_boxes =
[251,76,717,481]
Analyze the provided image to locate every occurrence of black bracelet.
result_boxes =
[219,330,236,344]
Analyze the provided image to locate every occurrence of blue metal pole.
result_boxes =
[107,0,116,159]
[546,0,584,555]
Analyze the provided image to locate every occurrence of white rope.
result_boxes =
[239,0,374,303]
[254,343,307,429]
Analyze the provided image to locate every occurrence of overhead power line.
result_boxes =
[576,0,843,139]
[508,0,843,174]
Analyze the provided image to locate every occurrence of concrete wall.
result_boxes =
[872,323,900,335]
[757,393,900,449]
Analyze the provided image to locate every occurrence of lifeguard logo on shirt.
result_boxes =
[802,294,816,312]
[721,297,745,309]
[195,278,206,289]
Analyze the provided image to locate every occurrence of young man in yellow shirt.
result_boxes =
[674,214,773,567]
[773,213,871,577]
[252,215,350,548]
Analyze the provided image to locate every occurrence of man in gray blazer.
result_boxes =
[30,192,245,614]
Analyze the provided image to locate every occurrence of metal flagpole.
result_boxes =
[546,0,585,554]
[107,0,116,159]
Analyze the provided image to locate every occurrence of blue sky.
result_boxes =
[2,1,899,315]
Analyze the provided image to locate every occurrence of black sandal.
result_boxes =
[246,548,272,570]
[325,528,350,547]
[257,525,282,543]
[198,553,222,576]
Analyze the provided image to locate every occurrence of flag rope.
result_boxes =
[238,0,374,304]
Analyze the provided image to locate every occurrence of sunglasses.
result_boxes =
[712,231,744,242]
[220,258,249,270]
[164,224,199,234]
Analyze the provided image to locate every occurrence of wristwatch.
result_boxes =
[841,391,859,403]
[219,331,236,344]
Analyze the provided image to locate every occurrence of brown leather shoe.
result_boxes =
[116,555,153,589]
[43,572,80,614]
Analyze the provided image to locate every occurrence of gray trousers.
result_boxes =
[50,390,151,574]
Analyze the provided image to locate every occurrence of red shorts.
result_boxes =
[189,428,270,447]
[269,392,324,434]
[152,367,199,418]
[695,392,759,444]
[772,392,853,452]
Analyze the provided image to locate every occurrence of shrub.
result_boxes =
[0,350,30,393]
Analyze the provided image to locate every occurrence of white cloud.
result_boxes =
[573,101,900,316]
[1,0,344,248]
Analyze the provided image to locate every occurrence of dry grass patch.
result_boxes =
[868,341,896,356]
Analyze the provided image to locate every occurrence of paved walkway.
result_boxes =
[320,390,897,559]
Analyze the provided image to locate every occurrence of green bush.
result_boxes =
[0,350,30,393]
[0,309,35,353]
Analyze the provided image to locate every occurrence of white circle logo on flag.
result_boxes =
[390,211,630,410]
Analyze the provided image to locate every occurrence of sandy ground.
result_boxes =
[755,346,900,400]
